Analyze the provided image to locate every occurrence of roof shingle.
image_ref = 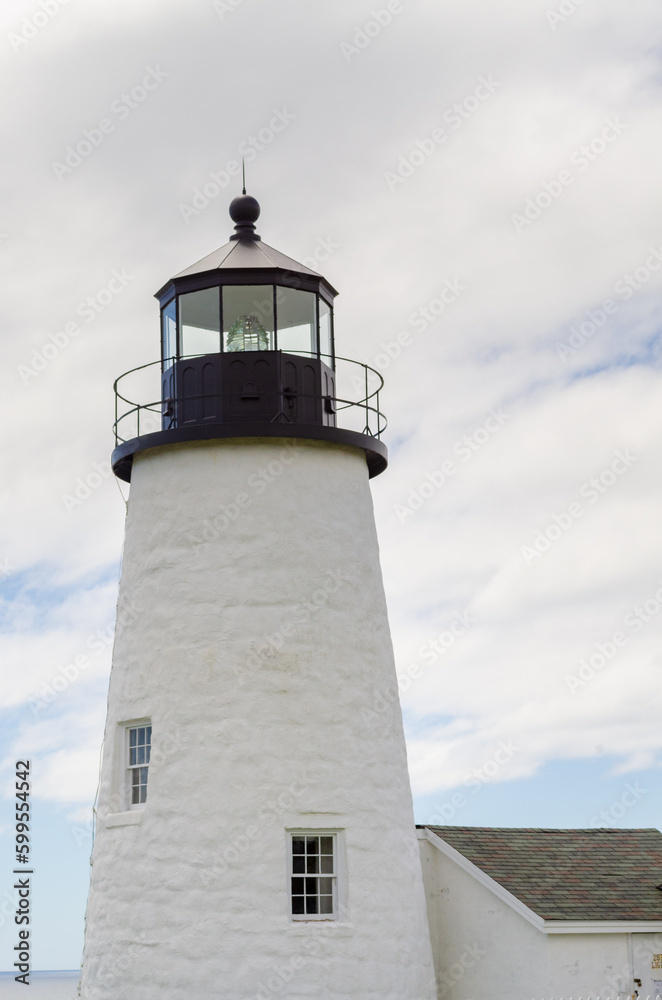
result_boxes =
[423,826,662,921]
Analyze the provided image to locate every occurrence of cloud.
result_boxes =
[2,0,662,818]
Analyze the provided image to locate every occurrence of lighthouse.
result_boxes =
[79,193,437,1000]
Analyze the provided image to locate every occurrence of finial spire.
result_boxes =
[229,189,261,242]
[242,157,246,196]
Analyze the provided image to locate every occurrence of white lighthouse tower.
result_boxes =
[79,193,437,1000]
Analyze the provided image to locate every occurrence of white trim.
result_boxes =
[544,920,662,934]
[120,719,151,812]
[105,812,143,829]
[421,827,545,932]
[420,828,662,938]
[286,829,344,923]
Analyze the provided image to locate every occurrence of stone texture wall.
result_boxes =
[80,437,437,1000]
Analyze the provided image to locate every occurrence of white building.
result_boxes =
[419,824,662,1000]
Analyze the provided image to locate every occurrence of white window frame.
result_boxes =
[122,720,152,812]
[287,830,342,921]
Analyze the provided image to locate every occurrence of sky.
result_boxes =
[1,0,662,973]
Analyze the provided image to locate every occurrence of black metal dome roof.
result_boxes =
[155,194,338,300]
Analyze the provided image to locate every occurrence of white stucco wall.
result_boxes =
[419,835,549,1000]
[80,437,436,1000]
[548,933,630,997]
[420,833,659,999]
[632,933,662,1000]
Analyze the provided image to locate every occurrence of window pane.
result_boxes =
[162,299,177,368]
[137,746,145,764]
[306,897,318,914]
[130,730,137,747]
[276,288,316,355]
[306,837,318,854]
[306,856,319,874]
[292,877,304,895]
[305,877,318,893]
[292,838,305,855]
[223,286,274,351]
[292,856,305,874]
[179,288,220,357]
[292,897,305,915]
[320,878,333,895]
[320,896,333,914]
[319,299,332,359]
[320,836,333,855]
[321,856,334,874]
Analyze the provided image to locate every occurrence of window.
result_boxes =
[162,300,177,368]
[179,288,221,357]
[289,833,337,919]
[126,724,151,809]
[276,288,317,355]
[223,285,274,351]
[319,298,332,360]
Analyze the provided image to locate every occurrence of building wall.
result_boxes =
[80,437,437,1000]
[548,933,630,997]
[632,933,662,1000]
[419,836,550,999]
[419,835,653,1000]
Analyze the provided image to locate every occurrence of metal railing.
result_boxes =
[113,353,387,446]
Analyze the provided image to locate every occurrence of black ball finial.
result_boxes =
[229,194,261,241]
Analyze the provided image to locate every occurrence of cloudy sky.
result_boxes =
[1,0,662,972]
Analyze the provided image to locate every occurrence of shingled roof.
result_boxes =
[423,826,662,921]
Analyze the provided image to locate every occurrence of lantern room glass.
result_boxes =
[319,299,332,360]
[179,288,221,357]
[223,285,274,352]
[162,299,177,369]
[277,288,317,355]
